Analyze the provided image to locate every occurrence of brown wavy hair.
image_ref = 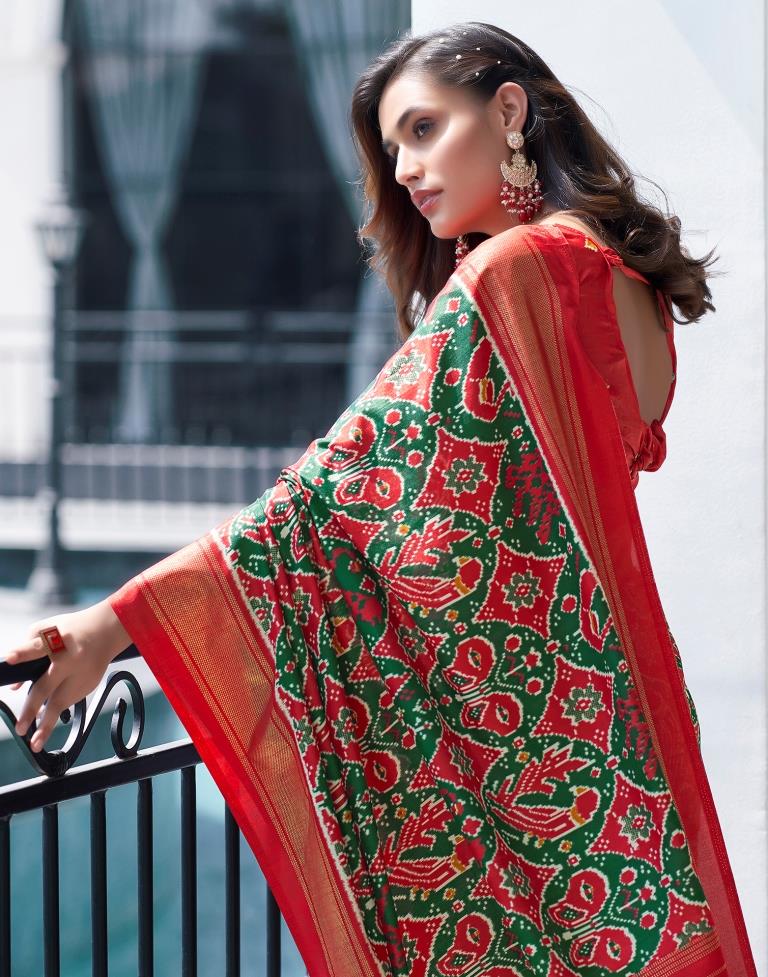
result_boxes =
[350,21,721,341]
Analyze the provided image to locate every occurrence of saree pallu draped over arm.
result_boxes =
[110,223,757,977]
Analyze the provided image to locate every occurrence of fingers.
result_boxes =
[15,661,79,752]
[29,686,70,753]
[4,631,48,665]
[15,667,55,741]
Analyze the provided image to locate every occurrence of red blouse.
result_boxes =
[555,224,677,489]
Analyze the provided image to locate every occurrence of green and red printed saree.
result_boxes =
[109,223,757,977]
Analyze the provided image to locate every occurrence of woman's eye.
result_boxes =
[386,120,434,164]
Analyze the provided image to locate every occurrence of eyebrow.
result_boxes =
[380,105,429,153]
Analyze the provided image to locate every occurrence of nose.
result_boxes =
[394,145,423,187]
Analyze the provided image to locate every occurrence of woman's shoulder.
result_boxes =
[480,212,607,257]
[534,211,609,246]
[469,213,597,283]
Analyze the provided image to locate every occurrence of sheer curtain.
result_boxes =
[77,0,209,441]
[283,0,410,401]
[79,0,411,435]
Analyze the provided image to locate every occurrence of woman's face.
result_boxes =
[378,71,551,238]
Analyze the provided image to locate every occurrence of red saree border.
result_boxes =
[109,534,383,977]
[455,224,757,977]
[640,932,726,977]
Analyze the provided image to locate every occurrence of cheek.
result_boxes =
[448,150,501,207]
[442,126,499,187]
[444,124,479,166]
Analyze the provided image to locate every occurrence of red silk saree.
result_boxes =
[109,222,757,977]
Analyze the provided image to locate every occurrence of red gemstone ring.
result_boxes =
[40,626,66,656]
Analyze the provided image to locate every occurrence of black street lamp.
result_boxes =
[27,188,87,607]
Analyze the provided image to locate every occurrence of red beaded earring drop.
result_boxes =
[454,234,470,268]
[500,129,543,222]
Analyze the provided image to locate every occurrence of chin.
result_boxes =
[429,219,462,240]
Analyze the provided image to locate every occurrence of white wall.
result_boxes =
[412,1,767,967]
[0,0,63,458]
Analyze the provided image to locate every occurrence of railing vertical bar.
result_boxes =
[265,885,281,977]
[180,766,197,977]
[0,816,10,977]
[224,806,240,977]
[42,804,60,977]
[137,778,154,977]
[90,790,108,977]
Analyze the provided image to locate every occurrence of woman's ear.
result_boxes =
[493,81,528,132]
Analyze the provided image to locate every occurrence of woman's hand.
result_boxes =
[2,599,132,753]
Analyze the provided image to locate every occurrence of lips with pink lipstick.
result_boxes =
[412,189,442,213]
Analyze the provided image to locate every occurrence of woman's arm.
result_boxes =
[88,596,134,661]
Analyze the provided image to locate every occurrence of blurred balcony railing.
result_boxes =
[1,307,355,449]
[0,308,356,550]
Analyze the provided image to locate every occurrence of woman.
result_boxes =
[3,21,757,977]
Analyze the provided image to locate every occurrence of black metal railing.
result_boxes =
[0,648,286,977]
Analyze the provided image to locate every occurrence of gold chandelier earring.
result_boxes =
[500,130,543,223]
[454,129,545,269]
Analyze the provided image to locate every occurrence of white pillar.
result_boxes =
[0,0,65,460]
